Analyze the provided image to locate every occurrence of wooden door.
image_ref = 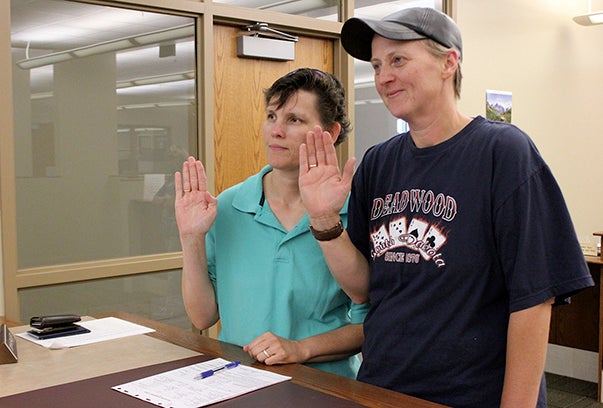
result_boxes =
[213,25,333,194]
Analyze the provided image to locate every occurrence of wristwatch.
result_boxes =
[310,219,344,241]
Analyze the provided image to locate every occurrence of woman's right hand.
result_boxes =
[299,126,355,229]
[174,156,218,239]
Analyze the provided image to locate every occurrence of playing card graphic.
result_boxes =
[418,225,447,260]
[388,216,407,249]
[371,214,448,267]
[371,225,391,257]
[407,218,429,243]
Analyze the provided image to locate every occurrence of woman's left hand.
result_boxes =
[243,332,307,365]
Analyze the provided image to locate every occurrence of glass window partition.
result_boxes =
[213,0,341,21]
[11,0,197,268]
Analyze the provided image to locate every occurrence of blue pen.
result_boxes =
[196,361,240,379]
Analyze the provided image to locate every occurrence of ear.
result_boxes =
[328,122,342,144]
[442,49,460,80]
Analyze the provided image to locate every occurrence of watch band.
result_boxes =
[310,219,344,241]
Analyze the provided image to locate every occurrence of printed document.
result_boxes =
[112,357,291,408]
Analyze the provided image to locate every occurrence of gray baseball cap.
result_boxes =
[341,7,462,62]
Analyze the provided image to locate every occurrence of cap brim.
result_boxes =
[341,17,427,61]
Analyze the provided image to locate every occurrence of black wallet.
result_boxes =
[27,325,90,340]
[27,314,90,340]
[30,314,82,329]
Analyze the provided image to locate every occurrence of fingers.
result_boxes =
[304,126,338,170]
[313,126,327,165]
[322,130,339,167]
[196,160,208,193]
[299,143,309,174]
[181,156,208,194]
[244,333,281,365]
[342,157,357,185]
[306,127,319,168]
[260,348,272,363]
[174,171,183,196]
[188,156,199,192]
[181,157,192,192]
[244,344,274,364]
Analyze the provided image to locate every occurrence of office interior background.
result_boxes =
[2,0,603,384]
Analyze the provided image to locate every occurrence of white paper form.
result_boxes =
[112,357,292,408]
[16,317,155,349]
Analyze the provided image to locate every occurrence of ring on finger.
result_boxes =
[309,164,317,168]
[262,349,270,358]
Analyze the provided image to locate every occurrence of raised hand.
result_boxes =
[299,126,356,226]
[174,156,218,239]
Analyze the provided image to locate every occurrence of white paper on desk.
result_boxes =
[16,317,155,349]
[112,357,291,408]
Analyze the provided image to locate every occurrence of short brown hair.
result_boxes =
[264,68,351,146]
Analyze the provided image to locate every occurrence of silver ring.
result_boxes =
[184,188,191,192]
[309,164,317,168]
[262,349,270,358]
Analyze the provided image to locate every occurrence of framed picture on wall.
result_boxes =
[486,90,512,123]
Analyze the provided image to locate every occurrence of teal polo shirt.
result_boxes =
[206,166,369,378]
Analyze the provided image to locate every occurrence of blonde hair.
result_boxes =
[424,39,462,99]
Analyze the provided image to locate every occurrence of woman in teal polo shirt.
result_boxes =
[174,68,368,378]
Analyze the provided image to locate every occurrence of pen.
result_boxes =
[196,361,240,379]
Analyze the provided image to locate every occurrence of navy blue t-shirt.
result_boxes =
[348,116,593,407]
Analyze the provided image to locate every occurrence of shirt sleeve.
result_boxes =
[349,301,370,324]
[205,225,218,298]
[494,165,593,313]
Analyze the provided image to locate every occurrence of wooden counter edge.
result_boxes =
[98,311,448,408]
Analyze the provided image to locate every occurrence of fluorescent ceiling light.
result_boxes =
[115,71,195,91]
[72,39,135,57]
[133,25,194,45]
[16,23,194,69]
[257,0,333,14]
[590,12,603,23]
[573,11,603,25]
[354,98,384,105]
[117,101,194,110]
[156,101,193,107]
[31,70,196,99]
[18,52,73,69]
[354,0,437,19]
[132,72,193,86]
[574,0,603,25]
[31,91,54,100]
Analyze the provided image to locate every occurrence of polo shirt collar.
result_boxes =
[231,165,347,238]
[231,165,272,214]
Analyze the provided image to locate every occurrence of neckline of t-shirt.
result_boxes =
[405,115,484,157]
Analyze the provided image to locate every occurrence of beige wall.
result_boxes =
[457,1,603,381]
[456,0,603,244]
[2,0,603,316]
